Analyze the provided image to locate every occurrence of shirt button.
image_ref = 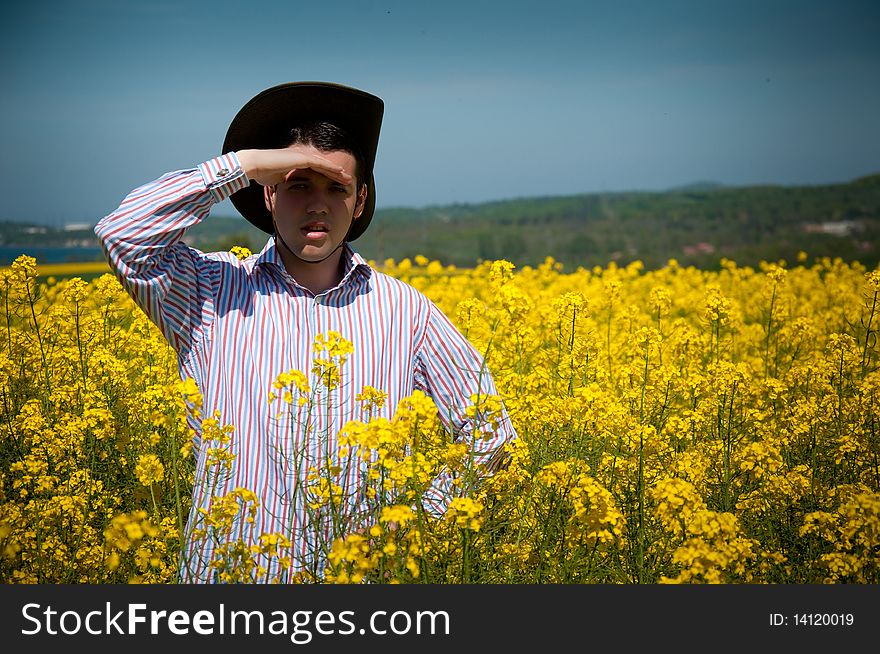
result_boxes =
[217,168,229,177]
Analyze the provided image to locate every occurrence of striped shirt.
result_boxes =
[95,153,517,583]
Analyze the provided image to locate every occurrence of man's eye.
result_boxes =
[288,183,308,191]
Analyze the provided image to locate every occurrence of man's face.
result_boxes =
[264,143,366,263]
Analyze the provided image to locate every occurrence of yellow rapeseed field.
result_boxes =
[1,250,878,583]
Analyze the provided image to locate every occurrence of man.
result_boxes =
[95,82,516,583]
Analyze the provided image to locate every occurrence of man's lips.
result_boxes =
[301,221,330,240]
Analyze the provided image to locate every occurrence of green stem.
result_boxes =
[861,290,878,374]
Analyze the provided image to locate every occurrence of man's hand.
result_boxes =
[236,146,353,187]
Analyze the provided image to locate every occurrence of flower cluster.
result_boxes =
[1,251,879,584]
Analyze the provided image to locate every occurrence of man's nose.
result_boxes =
[305,190,330,214]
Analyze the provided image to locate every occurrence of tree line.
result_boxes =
[2,173,877,271]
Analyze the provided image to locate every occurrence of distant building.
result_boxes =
[63,222,93,231]
[682,242,716,256]
[803,220,860,236]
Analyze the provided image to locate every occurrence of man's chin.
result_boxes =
[295,243,340,263]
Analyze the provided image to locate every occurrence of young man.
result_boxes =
[95,82,516,583]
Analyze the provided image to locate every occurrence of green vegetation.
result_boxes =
[356,174,880,270]
[2,173,878,271]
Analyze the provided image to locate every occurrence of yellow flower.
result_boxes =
[356,385,388,413]
[380,505,415,526]
[229,245,252,260]
[445,497,484,531]
[134,454,164,486]
[271,368,311,404]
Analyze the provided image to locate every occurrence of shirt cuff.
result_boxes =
[198,153,250,203]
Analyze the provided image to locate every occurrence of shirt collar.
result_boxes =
[254,237,372,289]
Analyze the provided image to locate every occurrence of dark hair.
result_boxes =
[283,121,368,189]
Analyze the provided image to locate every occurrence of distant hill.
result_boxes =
[666,181,727,192]
[2,174,878,271]
[355,174,880,270]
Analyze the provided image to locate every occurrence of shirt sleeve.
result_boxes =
[414,301,517,516]
[93,153,249,359]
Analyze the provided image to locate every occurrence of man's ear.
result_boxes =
[353,183,368,219]
[264,185,275,212]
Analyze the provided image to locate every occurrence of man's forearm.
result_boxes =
[93,153,248,354]
[94,153,248,277]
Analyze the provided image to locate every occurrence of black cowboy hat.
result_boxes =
[222,81,384,242]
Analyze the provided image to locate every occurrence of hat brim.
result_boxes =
[221,82,384,241]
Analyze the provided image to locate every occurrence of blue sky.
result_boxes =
[1,0,878,226]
